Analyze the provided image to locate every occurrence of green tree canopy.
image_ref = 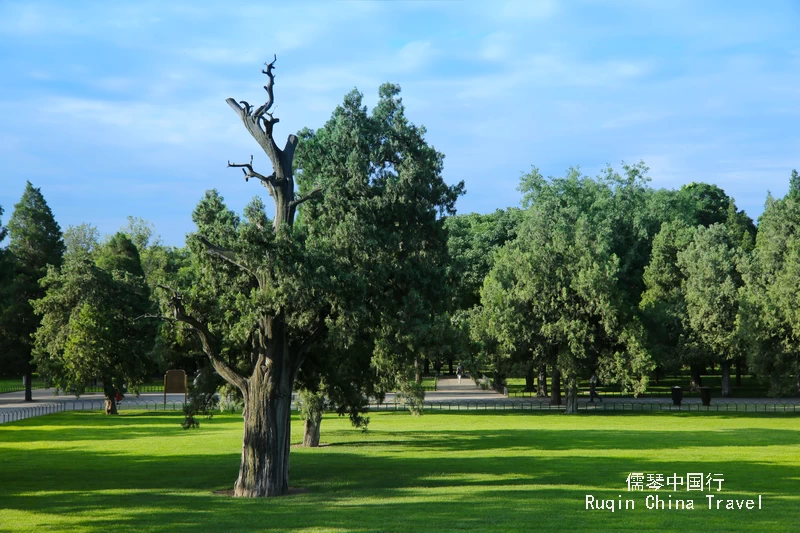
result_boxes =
[154,64,463,496]
[740,170,800,394]
[32,233,153,413]
[476,166,653,413]
[678,223,745,396]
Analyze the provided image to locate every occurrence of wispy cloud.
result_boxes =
[1,0,797,246]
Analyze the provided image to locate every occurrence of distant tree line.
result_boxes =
[3,169,798,417]
[456,166,800,412]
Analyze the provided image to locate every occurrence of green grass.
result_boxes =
[0,379,48,394]
[421,376,437,390]
[1,410,799,532]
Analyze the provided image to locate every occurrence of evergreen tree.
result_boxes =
[150,62,462,496]
[2,182,64,400]
[32,233,153,413]
[740,170,800,394]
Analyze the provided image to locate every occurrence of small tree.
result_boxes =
[32,233,153,413]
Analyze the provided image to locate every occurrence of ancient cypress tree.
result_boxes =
[149,57,461,497]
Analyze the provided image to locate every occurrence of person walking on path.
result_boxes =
[589,373,602,402]
[456,363,465,385]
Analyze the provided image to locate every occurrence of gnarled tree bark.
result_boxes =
[147,58,324,497]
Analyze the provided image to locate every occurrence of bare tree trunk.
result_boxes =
[423,358,430,375]
[735,359,742,386]
[564,374,578,414]
[300,389,324,448]
[524,362,535,392]
[303,410,322,448]
[550,366,562,406]
[414,359,422,384]
[721,360,731,397]
[538,365,548,397]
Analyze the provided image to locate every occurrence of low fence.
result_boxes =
[3,398,798,425]
[367,400,800,413]
[0,399,186,424]
[578,401,800,413]
[0,383,166,395]
[0,381,49,395]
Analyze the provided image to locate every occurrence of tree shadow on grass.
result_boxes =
[3,448,798,533]
[1,411,799,532]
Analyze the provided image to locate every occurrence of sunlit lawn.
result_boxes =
[1,409,798,532]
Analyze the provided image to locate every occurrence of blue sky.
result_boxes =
[1,0,798,247]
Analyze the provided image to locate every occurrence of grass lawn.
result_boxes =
[0,379,48,394]
[1,410,798,532]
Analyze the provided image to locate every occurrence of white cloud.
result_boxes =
[395,41,433,72]
[44,96,235,147]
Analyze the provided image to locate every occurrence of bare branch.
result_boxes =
[226,98,246,119]
[289,187,323,209]
[227,156,278,197]
[196,235,256,278]
[289,186,323,222]
[153,285,249,393]
[260,114,279,137]
[256,54,277,118]
[135,313,176,323]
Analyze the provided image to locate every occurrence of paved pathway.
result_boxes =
[381,375,800,412]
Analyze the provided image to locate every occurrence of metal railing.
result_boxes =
[0,381,49,395]
[3,398,798,425]
[366,400,800,413]
[0,399,186,424]
[0,383,166,395]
